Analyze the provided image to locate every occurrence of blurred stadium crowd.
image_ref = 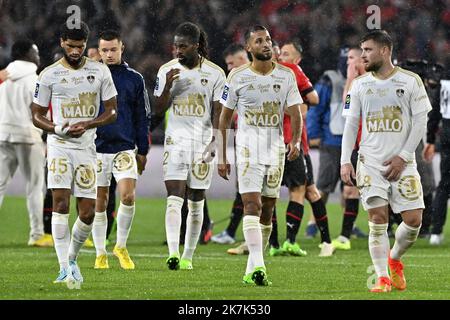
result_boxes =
[1,0,449,140]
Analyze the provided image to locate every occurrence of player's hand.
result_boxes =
[218,160,231,180]
[67,121,88,138]
[136,154,147,175]
[422,143,435,163]
[341,163,356,186]
[0,69,9,82]
[309,138,321,147]
[165,68,181,91]
[202,138,217,163]
[286,141,300,161]
[383,156,407,181]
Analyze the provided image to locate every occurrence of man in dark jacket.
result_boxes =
[92,30,151,270]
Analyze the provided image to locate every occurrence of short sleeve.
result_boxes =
[213,71,226,102]
[286,72,303,108]
[153,68,166,97]
[410,77,432,115]
[101,65,118,101]
[33,71,52,108]
[342,79,361,118]
[220,75,238,110]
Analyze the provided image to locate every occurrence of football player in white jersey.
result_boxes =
[154,22,226,271]
[218,25,303,286]
[341,30,432,293]
[31,22,118,289]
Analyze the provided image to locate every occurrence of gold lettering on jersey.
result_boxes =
[62,92,97,118]
[258,84,271,93]
[172,93,206,117]
[244,101,281,127]
[366,106,403,133]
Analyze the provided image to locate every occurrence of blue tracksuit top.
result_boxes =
[306,75,343,147]
[96,61,151,155]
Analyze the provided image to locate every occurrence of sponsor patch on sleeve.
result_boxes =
[34,83,40,98]
[344,94,351,109]
[221,84,229,101]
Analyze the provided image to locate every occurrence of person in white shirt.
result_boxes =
[341,30,432,293]
[31,22,118,289]
[154,22,226,271]
[0,40,52,247]
[218,25,303,286]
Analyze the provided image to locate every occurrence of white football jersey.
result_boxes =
[154,58,226,149]
[221,63,303,165]
[33,57,117,149]
[343,66,432,165]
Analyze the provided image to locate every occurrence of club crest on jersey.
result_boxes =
[34,83,40,98]
[396,88,405,97]
[201,78,208,86]
[273,84,280,93]
[344,94,351,109]
[87,75,95,84]
[74,164,96,189]
[222,85,229,101]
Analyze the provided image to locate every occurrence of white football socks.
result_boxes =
[68,217,93,261]
[368,222,390,278]
[243,215,264,275]
[165,195,184,257]
[116,202,135,248]
[52,212,70,270]
[390,222,420,261]
[92,211,107,256]
[182,199,204,261]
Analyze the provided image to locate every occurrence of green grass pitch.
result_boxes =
[0,196,449,300]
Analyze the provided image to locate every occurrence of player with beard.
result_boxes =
[218,25,303,285]
[341,30,431,292]
[154,22,226,271]
[31,22,118,289]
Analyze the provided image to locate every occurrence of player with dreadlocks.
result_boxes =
[154,22,226,271]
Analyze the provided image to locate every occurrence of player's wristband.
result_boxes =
[54,125,69,137]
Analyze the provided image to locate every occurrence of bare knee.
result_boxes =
[187,188,205,202]
[401,210,422,228]
[343,186,359,199]
[305,185,321,203]
[77,200,95,224]
[53,198,69,214]
[244,200,262,216]
[120,191,135,206]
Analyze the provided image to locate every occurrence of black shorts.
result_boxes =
[316,145,341,193]
[281,151,314,188]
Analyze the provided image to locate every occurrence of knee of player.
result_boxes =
[369,214,388,225]
[402,213,422,228]
[120,191,135,206]
[78,209,95,225]
[53,200,70,214]
[244,200,262,215]
[305,186,321,202]
[343,186,359,199]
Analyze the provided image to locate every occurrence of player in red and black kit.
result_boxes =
[268,41,334,257]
